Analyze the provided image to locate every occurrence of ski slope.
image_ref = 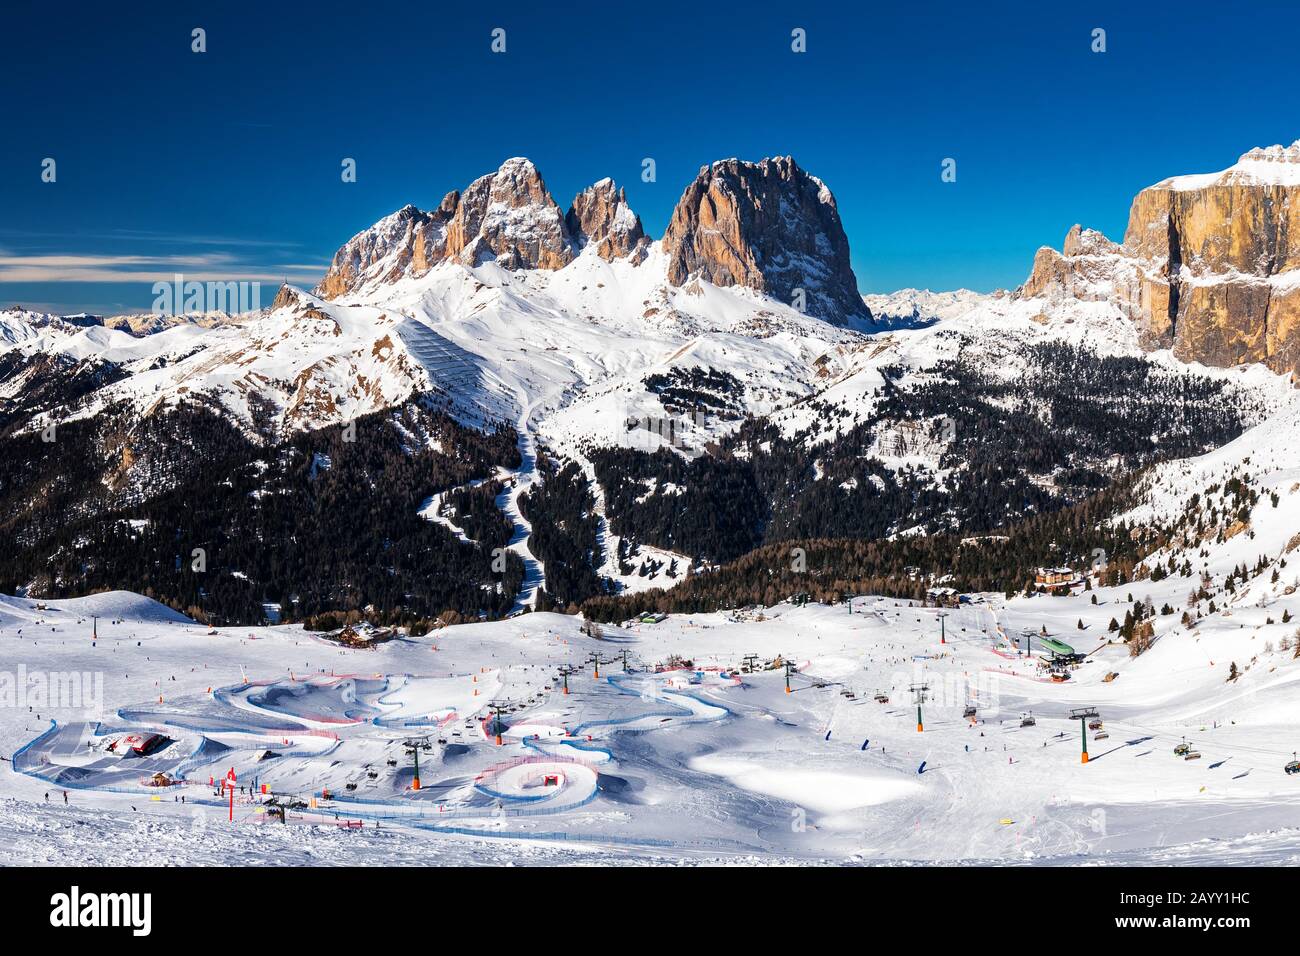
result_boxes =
[3,569,1298,865]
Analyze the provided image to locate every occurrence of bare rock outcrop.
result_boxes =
[565,178,648,262]
[317,159,575,297]
[661,156,870,325]
[1021,143,1300,377]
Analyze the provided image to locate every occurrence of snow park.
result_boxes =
[3,547,1299,867]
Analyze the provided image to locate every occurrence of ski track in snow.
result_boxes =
[4,574,1300,865]
[499,396,546,611]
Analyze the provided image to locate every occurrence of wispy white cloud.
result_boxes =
[0,252,326,285]
[0,228,304,249]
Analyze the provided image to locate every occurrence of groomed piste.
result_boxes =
[5,584,1300,863]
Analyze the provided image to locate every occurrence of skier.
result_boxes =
[62,791,68,804]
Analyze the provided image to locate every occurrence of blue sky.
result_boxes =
[4,0,1300,313]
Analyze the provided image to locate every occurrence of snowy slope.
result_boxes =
[860,288,993,326]
[4,584,1299,865]
[2,292,428,436]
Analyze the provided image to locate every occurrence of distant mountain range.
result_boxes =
[2,144,1299,625]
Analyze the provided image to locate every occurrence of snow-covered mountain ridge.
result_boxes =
[3,145,1299,619]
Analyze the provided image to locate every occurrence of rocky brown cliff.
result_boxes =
[1022,143,1300,378]
[317,156,870,326]
[661,156,869,325]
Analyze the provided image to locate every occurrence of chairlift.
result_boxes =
[1087,719,1103,731]
[963,705,977,719]
[1184,751,1202,761]
[1285,760,1300,775]
[1174,742,1191,756]
[1093,731,1109,741]
[1020,714,1036,728]
[874,691,889,703]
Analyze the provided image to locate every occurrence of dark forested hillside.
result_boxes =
[519,455,611,610]
[441,480,514,552]
[582,477,1158,621]
[0,336,1264,627]
[586,342,1257,569]
[0,398,523,627]
[590,447,765,562]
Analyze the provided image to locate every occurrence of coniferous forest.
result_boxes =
[0,396,523,627]
[519,454,610,611]
[588,343,1254,568]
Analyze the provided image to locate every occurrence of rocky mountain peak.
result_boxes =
[661,156,869,325]
[565,178,647,262]
[443,157,575,271]
[317,158,576,298]
[1020,142,1300,377]
[317,155,870,324]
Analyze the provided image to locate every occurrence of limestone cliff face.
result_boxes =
[661,157,870,325]
[317,159,577,297]
[565,178,648,262]
[446,158,575,271]
[317,204,438,299]
[317,194,459,299]
[318,155,870,326]
[1021,143,1300,377]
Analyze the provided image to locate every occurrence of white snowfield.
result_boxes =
[3,528,1299,865]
